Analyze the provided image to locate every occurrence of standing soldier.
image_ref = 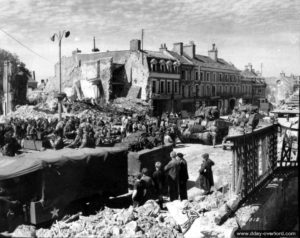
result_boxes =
[132,173,146,207]
[198,153,215,195]
[177,153,189,200]
[164,151,180,201]
[141,168,155,201]
[153,161,165,208]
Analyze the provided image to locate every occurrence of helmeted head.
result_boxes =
[177,152,184,159]
[141,168,149,176]
[170,151,177,159]
[155,161,162,169]
[202,153,209,160]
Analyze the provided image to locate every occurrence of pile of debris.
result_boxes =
[6,96,151,120]
[12,200,183,238]
[110,98,152,115]
[7,105,56,119]
[9,190,239,238]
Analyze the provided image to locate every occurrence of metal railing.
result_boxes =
[279,124,299,168]
[224,123,298,199]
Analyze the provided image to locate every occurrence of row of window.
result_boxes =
[181,70,240,83]
[152,79,180,94]
[150,59,180,73]
[151,80,258,97]
[181,84,252,97]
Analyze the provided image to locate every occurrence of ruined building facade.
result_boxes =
[50,39,267,115]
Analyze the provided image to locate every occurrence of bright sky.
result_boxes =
[0,0,299,81]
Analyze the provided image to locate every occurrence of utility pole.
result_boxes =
[261,63,263,76]
[51,30,70,120]
[141,29,144,64]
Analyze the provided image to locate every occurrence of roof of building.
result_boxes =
[241,69,258,78]
[241,69,266,84]
[166,51,194,65]
[178,53,240,72]
[144,50,176,60]
[76,50,131,64]
[264,77,278,85]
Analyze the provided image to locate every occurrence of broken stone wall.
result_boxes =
[44,54,113,102]
[44,55,78,92]
[125,52,150,100]
[80,57,112,102]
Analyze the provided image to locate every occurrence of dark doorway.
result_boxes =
[111,84,124,99]
[152,100,163,116]
[229,98,236,110]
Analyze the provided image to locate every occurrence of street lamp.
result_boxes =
[51,30,70,120]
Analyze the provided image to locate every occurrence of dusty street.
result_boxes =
[174,143,232,191]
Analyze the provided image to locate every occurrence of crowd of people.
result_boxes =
[0,113,182,156]
[228,106,260,130]
[131,151,215,208]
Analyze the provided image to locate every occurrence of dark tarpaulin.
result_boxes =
[128,144,172,177]
[0,147,128,227]
[41,147,128,209]
[0,147,127,180]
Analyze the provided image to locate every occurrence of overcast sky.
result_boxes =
[0,0,299,80]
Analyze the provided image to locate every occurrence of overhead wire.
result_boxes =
[0,27,52,63]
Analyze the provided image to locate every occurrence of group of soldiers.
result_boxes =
[228,106,260,130]
[131,151,189,208]
[132,151,215,207]
[0,113,182,156]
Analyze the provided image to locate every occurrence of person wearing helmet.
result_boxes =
[164,151,180,201]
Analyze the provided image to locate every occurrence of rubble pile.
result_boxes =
[110,98,152,115]
[186,191,228,213]
[10,192,235,238]
[8,105,56,119]
[13,200,182,238]
[6,96,152,120]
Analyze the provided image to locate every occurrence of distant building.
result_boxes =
[240,63,266,107]
[265,72,299,105]
[27,70,38,91]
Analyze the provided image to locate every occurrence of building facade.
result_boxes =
[168,42,241,114]
[52,38,269,115]
[240,63,266,106]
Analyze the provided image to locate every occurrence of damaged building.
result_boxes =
[49,39,181,114]
[48,48,131,103]
[49,39,266,115]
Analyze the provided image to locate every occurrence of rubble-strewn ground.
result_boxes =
[12,200,183,238]
[9,144,235,238]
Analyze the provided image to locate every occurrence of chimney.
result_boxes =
[183,41,196,58]
[92,37,100,52]
[159,43,167,52]
[208,43,218,61]
[130,39,141,51]
[173,42,183,55]
[248,63,253,72]
[32,71,36,81]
